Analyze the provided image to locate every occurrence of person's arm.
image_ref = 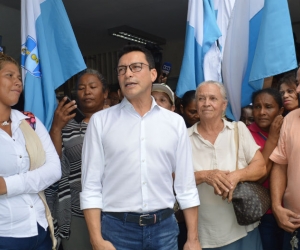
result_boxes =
[270,163,300,232]
[50,97,76,158]
[0,177,6,194]
[182,206,202,250]
[258,115,283,183]
[80,114,115,249]
[225,149,266,201]
[3,117,61,197]
[194,170,232,195]
[83,208,115,250]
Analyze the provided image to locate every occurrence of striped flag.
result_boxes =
[222,0,297,120]
[21,0,86,130]
[176,0,221,97]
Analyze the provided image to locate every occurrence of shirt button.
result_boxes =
[19,155,22,158]
[143,182,146,185]
[13,139,15,141]
[141,137,144,141]
[30,205,33,208]
[144,204,147,207]
[142,159,145,162]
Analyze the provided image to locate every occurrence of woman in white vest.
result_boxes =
[0,53,61,250]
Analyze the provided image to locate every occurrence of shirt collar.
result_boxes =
[248,122,269,136]
[10,109,30,133]
[188,118,234,137]
[119,96,159,115]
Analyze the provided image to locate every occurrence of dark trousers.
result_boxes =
[0,223,52,250]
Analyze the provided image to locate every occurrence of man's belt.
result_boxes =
[104,208,174,226]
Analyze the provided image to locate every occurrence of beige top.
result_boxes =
[188,120,260,248]
[270,109,300,214]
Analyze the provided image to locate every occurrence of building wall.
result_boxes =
[0,4,21,60]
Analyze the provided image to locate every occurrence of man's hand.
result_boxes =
[273,205,300,233]
[91,238,116,250]
[183,239,202,250]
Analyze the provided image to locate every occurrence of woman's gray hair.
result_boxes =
[76,68,108,92]
[196,80,227,101]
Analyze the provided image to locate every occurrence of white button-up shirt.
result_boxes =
[0,110,61,237]
[80,97,199,212]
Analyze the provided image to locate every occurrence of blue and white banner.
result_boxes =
[21,0,86,130]
[222,0,297,120]
[176,0,221,97]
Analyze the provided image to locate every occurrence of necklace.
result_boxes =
[1,118,11,126]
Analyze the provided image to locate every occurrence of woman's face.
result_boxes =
[0,62,22,108]
[279,83,298,111]
[253,93,283,132]
[240,107,254,126]
[181,99,199,127]
[152,91,174,111]
[196,84,227,122]
[77,73,108,114]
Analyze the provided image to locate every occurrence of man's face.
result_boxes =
[117,51,157,101]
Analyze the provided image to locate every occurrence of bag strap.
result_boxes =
[234,122,239,171]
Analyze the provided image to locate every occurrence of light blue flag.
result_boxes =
[21,0,86,130]
[176,0,221,97]
[223,0,297,121]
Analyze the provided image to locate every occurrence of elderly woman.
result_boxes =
[46,69,108,250]
[188,81,266,250]
[0,54,61,250]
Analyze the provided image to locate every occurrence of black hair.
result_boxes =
[76,68,108,92]
[117,44,155,69]
[181,90,196,108]
[252,88,283,109]
[108,83,120,93]
[278,71,297,89]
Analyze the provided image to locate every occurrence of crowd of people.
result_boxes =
[0,44,300,250]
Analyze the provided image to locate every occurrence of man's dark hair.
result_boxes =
[117,44,155,69]
[76,68,108,92]
[252,88,283,109]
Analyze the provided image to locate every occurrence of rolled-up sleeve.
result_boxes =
[5,117,61,197]
[174,120,200,210]
[80,114,105,210]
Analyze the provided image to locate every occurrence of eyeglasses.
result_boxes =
[116,62,151,76]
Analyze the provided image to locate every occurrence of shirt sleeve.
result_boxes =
[173,118,200,210]
[80,114,105,210]
[270,117,287,165]
[5,117,61,197]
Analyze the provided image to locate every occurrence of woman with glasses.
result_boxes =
[278,71,299,116]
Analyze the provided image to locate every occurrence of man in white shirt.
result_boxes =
[80,45,201,250]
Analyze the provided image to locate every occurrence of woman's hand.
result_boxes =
[221,171,241,202]
[204,170,233,196]
[51,97,77,131]
[268,115,283,144]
